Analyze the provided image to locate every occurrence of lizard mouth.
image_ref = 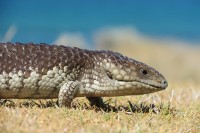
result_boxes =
[106,72,168,90]
[136,80,167,90]
[116,79,167,90]
[115,79,167,90]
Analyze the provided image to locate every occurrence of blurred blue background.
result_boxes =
[0,0,200,47]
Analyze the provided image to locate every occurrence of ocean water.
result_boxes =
[0,0,200,45]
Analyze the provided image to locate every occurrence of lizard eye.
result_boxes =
[140,69,148,75]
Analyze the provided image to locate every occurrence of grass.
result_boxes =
[0,34,200,132]
[0,82,199,133]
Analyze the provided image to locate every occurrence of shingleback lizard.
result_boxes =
[0,42,168,107]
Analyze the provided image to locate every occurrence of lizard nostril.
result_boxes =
[162,80,168,86]
[160,80,168,89]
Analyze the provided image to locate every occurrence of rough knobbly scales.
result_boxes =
[0,42,167,108]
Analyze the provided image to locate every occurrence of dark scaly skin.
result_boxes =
[0,42,88,75]
[0,42,168,107]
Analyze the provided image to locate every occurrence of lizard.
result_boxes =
[0,42,168,108]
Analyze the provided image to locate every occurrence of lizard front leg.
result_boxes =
[58,81,80,107]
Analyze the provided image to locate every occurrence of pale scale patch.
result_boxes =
[118,86,125,90]
[1,76,8,89]
[112,69,119,75]
[125,83,132,89]
[3,71,8,77]
[92,75,98,80]
[91,70,98,77]
[105,63,110,70]
[47,70,55,77]
[59,70,64,75]
[38,67,69,94]
[8,72,13,78]
[116,75,123,80]
[23,71,40,90]
[118,82,126,86]
[119,70,126,76]
[0,75,7,85]
[124,75,130,81]
[64,66,68,72]
[0,75,3,80]
[8,72,22,90]
[110,63,116,70]
[53,66,59,73]
[93,80,99,85]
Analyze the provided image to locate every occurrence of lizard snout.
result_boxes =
[161,79,168,89]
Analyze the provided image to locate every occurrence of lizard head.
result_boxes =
[98,51,168,95]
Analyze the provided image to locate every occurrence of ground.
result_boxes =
[0,39,200,133]
[0,82,199,133]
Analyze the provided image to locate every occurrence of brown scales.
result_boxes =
[0,42,90,77]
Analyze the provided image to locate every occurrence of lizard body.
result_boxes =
[0,42,168,107]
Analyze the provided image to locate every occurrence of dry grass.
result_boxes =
[1,33,200,132]
[0,83,199,133]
